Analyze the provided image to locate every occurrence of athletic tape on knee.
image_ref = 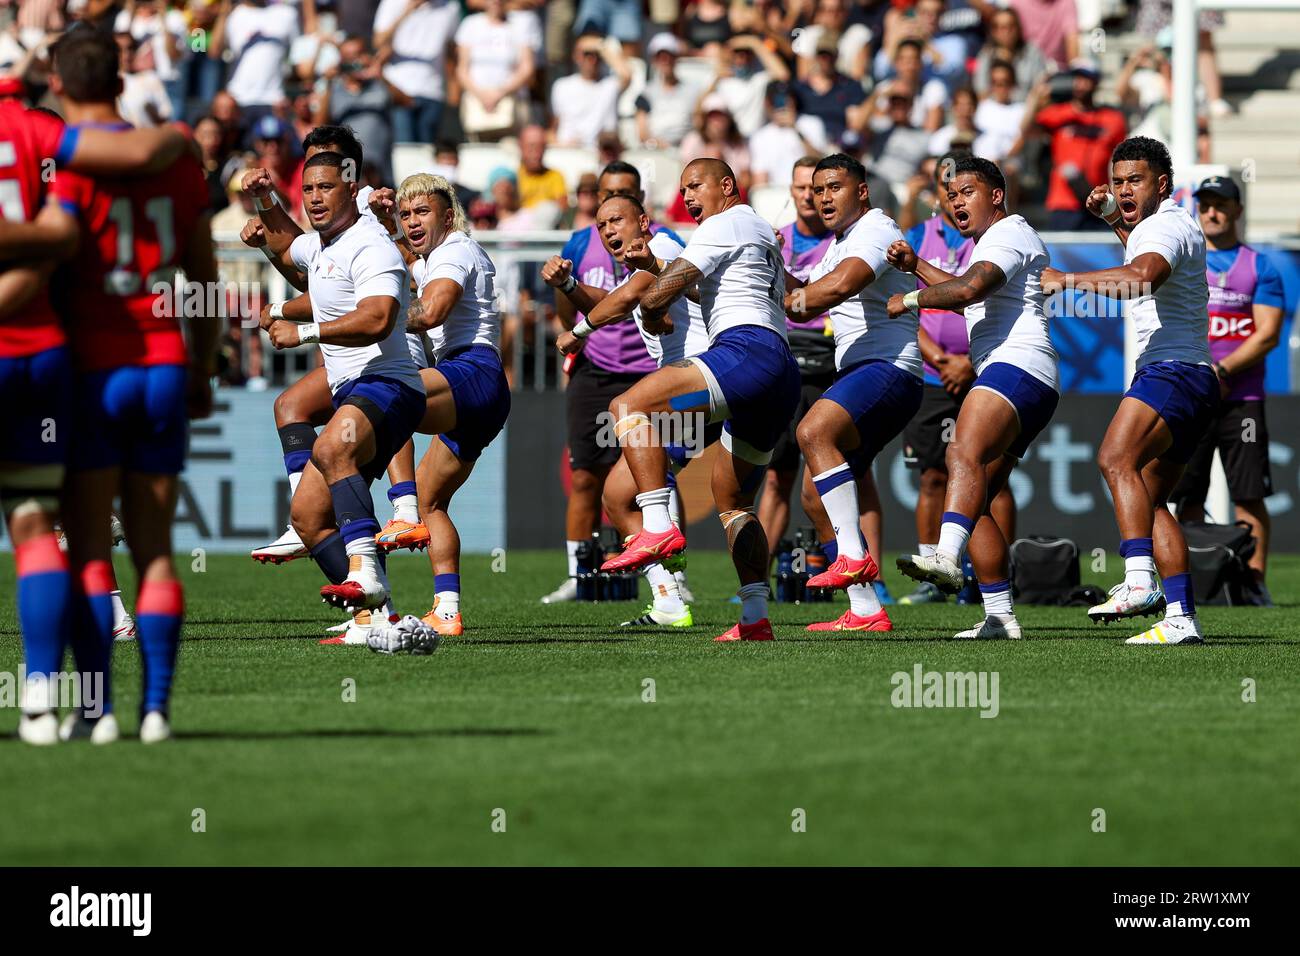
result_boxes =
[613,413,651,443]
[720,508,758,543]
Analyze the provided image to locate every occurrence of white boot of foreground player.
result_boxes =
[954,615,1022,640]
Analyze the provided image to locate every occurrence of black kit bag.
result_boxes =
[1182,521,1258,606]
[1009,536,1090,606]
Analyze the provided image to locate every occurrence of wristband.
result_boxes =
[572,317,594,339]
[255,194,276,212]
[902,289,921,311]
[269,301,285,320]
[559,274,577,294]
[298,322,321,345]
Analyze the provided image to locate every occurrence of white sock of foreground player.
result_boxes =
[979,579,1015,622]
[566,540,580,576]
[738,581,769,625]
[937,511,974,564]
[848,582,882,616]
[919,543,937,558]
[387,481,419,524]
[644,563,684,614]
[636,488,673,534]
[811,463,865,560]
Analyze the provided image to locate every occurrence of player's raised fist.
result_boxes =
[886,292,910,318]
[541,256,573,288]
[369,187,398,227]
[886,240,917,274]
[241,167,274,198]
[241,218,267,248]
[622,238,654,271]
[1086,185,1118,221]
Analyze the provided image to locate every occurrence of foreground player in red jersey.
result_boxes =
[0,78,194,746]
[49,29,220,744]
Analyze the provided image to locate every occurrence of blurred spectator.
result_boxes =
[732,0,801,61]
[210,170,258,233]
[927,85,978,157]
[290,0,341,86]
[791,31,867,143]
[879,38,947,133]
[1136,0,1229,117]
[211,90,247,154]
[469,196,499,230]
[1008,0,1079,72]
[973,6,1047,101]
[287,84,317,146]
[791,0,873,83]
[750,81,829,187]
[335,0,382,38]
[866,82,931,200]
[15,0,64,47]
[251,114,306,222]
[209,0,300,132]
[551,34,631,147]
[489,165,561,229]
[184,0,225,116]
[517,123,568,210]
[635,32,700,149]
[115,30,172,127]
[195,113,243,212]
[681,0,734,56]
[875,0,967,89]
[596,129,624,167]
[680,95,752,191]
[559,171,601,230]
[456,0,536,141]
[1024,57,1126,229]
[373,0,459,144]
[573,0,643,54]
[316,36,401,185]
[974,61,1027,162]
[707,32,790,138]
[428,140,480,206]
[1116,36,1172,143]
[115,0,188,121]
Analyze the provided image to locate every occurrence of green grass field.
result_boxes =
[1,550,1297,866]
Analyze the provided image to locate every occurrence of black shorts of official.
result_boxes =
[565,353,647,472]
[768,372,835,473]
[903,383,964,474]
[1171,398,1273,507]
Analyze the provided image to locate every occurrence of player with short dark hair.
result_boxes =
[49,28,221,743]
[887,154,1059,640]
[1041,136,1219,645]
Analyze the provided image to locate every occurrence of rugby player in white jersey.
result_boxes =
[602,158,802,642]
[886,155,1059,640]
[549,193,713,628]
[243,126,429,567]
[368,173,511,640]
[258,151,431,640]
[1040,137,1217,646]
[782,154,921,633]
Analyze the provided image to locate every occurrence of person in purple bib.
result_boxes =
[1170,176,1284,605]
[540,161,687,604]
[899,151,1016,606]
[757,156,899,606]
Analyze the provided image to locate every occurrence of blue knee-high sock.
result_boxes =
[71,560,115,717]
[309,531,350,584]
[330,474,381,545]
[278,423,316,478]
[16,533,72,688]
[821,539,838,562]
[136,578,183,716]
[386,480,416,503]
[1163,572,1196,618]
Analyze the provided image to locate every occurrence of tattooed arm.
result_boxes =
[640,257,704,331]
[888,260,1008,318]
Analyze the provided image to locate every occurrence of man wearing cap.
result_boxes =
[1024,57,1126,230]
[1170,176,1284,604]
[636,32,702,149]
[251,115,306,224]
[791,31,868,144]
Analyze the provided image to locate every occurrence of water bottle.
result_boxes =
[805,538,831,602]
[774,538,794,602]
[956,553,980,605]
[576,538,597,601]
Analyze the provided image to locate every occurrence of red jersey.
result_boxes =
[1034,102,1127,213]
[53,134,207,371]
[0,101,77,358]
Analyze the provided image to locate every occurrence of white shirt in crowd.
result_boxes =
[716,70,771,137]
[551,73,623,147]
[678,203,788,342]
[637,77,703,147]
[617,231,709,366]
[118,71,172,128]
[972,99,1025,162]
[909,78,950,128]
[289,214,420,395]
[411,230,501,362]
[374,0,461,102]
[749,115,828,186]
[455,12,533,91]
[810,208,921,375]
[791,22,873,79]
[224,2,300,107]
[963,213,1059,390]
[1126,197,1212,369]
[115,6,189,83]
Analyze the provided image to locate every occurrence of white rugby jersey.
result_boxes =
[617,231,709,365]
[412,231,500,363]
[289,213,421,395]
[964,214,1059,391]
[676,203,788,343]
[809,207,921,376]
[1126,197,1212,369]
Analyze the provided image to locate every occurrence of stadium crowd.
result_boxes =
[0,0,1229,387]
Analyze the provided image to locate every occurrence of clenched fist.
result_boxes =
[369,187,398,229]
[241,167,274,200]
[541,255,574,288]
[241,218,267,248]
[886,239,918,274]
